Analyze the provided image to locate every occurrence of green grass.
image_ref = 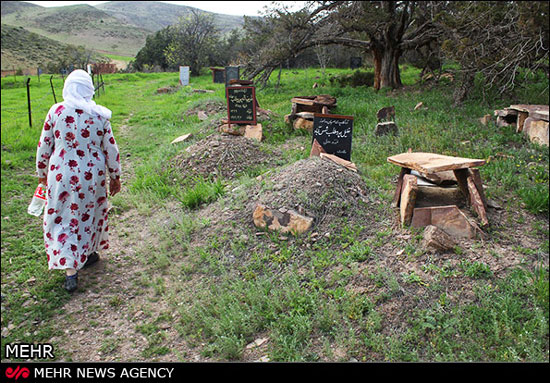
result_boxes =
[1,65,548,362]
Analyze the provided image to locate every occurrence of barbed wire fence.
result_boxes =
[1,71,107,153]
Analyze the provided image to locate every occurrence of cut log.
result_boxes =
[400,174,417,226]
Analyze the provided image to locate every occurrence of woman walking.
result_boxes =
[35,69,121,292]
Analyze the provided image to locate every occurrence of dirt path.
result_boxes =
[49,122,203,362]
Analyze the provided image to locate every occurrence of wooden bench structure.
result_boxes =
[388,152,488,227]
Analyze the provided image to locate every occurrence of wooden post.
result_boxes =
[50,75,57,104]
[26,77,32,128]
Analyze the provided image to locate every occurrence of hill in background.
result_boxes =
[95,1,246,34]
[1,2,151,57]
[1,23,104,71]
[1,1,249,70]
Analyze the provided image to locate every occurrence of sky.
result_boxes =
[22,1,307,16]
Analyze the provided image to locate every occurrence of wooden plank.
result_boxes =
[453,169,470,201]
[508,104,549,114]
[467,175,489,226]
[516,111,528,133]
[468,168,487,209]
[400,174,417,226]
[391,167,411,207]
[387,152,486,174]
[529,110,549,122]
[291,97,316,106]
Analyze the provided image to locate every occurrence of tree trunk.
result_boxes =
[373,45,402,90]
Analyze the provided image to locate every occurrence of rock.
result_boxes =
[523,117,549,146]
[310,139,327,157]
[244,124,263,142]
[246,338,268,349]
[156,87,172,94]
[421,225,457,252]
[219,124,245,136]
[171,133,192,144]
[319,153,358,172]
[479,114,492,125]
[374,121,398,136]
[293,117,314,132]
[192,89,214,93]
[253,204,314,234]
[411,205,477,239]
[197,111,208,121]
[419,170,457,186]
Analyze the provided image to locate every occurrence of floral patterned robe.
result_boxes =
[36,103,121,270]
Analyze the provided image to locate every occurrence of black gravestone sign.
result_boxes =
[225,66,240,86]
[350,57,362,69]
[213,69,225,83]
[226,86,257,125]
[312,113,354,161]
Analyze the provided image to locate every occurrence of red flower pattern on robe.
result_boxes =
[36,103,120,271]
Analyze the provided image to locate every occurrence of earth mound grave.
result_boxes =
[170,134,280,180]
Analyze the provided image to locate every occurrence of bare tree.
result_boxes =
[440,1,549,104]
[242,1,443,89]
[164,9,219,76]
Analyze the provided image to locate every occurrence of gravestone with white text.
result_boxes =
[226,86,256,125]
[312,113,354,161]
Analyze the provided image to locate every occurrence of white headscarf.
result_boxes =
[62,69,112,119]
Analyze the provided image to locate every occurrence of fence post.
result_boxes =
[26,77,32,128]
[100,73,105,95]
[50,75,57,104]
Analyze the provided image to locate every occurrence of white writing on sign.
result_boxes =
[312,115,353,161]
[227,88,255,122]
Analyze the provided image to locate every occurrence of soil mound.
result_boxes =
[184,100,226,117]
[246,156,371,230]
[171,134,278,180]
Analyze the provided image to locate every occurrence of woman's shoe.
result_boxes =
[84,252,100,268]
[64,273,78,292]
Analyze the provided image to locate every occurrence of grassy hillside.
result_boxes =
[1,3,151,56]
[1,66,548,362]
[96,1,246,34]
[1,24,107,71]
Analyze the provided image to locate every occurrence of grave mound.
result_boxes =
[247,156,370,231]
[171,134,277,180]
